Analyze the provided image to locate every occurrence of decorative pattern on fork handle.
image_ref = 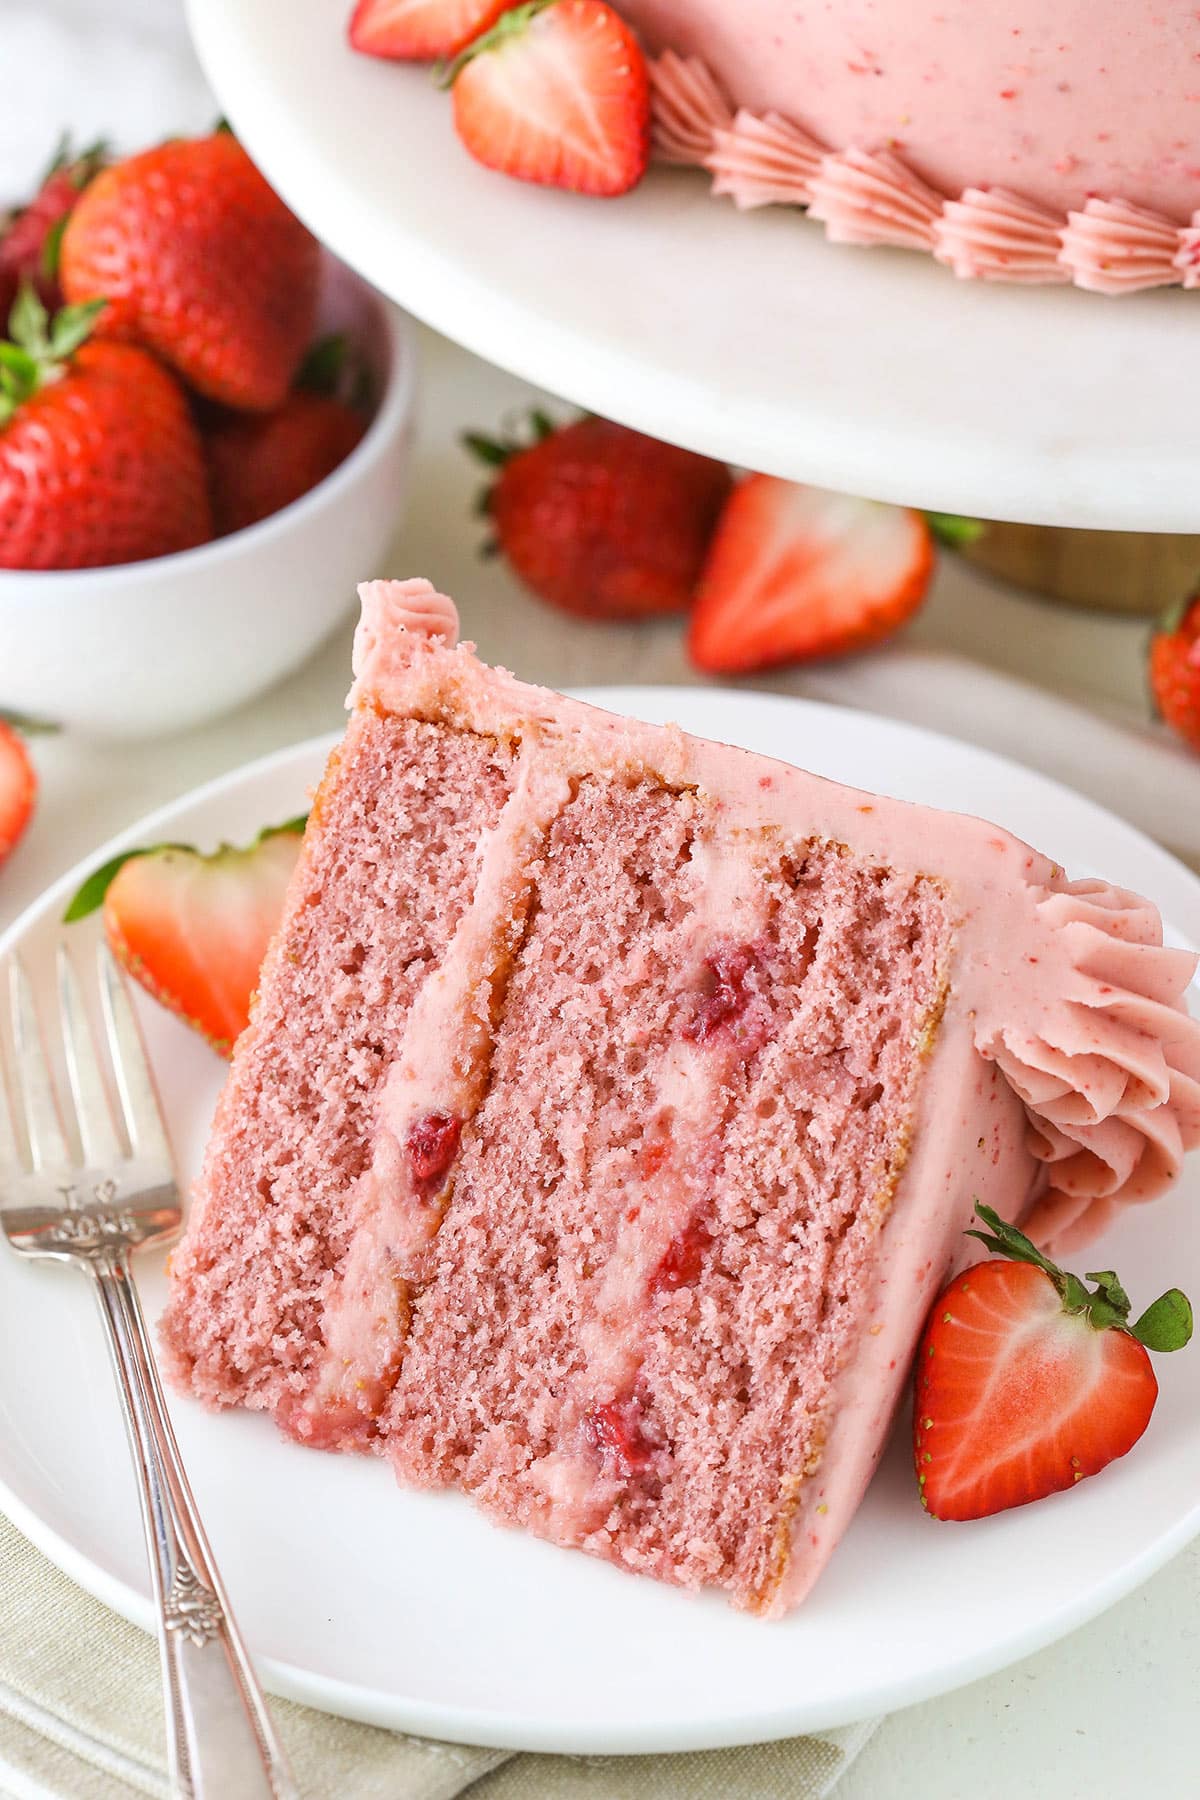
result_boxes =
[164,1563,226,1649]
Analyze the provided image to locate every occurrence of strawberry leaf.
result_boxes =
[1132,1288,1193,1353]
[925,512,985,549]
[462,430,511,468]
[0,708,58,734]
[48,298,106,360]
[8,283,51,359]
[296,332,348,395]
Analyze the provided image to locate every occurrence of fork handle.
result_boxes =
[91,1254,296,1800]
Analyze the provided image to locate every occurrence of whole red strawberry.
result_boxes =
[59,133,321,412]
[204,335,369,535]
[915,1202,1192,1522]
[0,288,212,570]
[0,137,107,322]
[1149,592,1200,754]
[473,412,731,619]
[448,1,651,197]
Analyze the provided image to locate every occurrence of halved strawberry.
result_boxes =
[349,0,508,59]
[0,720,37,869]
[448,1,651,197]
[64,818,306,1056]
[688,476,934,674]
[915,1203,1192,1522]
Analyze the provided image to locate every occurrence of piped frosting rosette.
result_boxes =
[976,876,1200,1252]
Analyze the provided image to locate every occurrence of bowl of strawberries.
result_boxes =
[0,131,415,739]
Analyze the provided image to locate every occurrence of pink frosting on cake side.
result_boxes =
[631,12,1200,294]
[622,0,1200,219]
[934,187,1070,285]
[807,147,942,252]
[1058,198,1183,295]
[706,109,823,211]
[648,49,732,167]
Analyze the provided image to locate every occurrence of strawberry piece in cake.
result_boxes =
[162,578,1200,1613]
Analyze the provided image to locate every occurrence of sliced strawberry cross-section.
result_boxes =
[447,1,651,198]
[689,476,934,675]
[915,1201,1192,1521]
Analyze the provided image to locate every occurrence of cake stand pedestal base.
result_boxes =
[961,526,1200,619]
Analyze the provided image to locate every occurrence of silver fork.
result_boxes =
[0,945,295,1800]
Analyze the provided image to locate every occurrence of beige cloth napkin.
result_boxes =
[0,1514,876,1799]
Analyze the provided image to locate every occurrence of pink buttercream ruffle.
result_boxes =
[706,109,823,210]
[649,51,733,168]
[934,186,1070,284]
[1173,210,1200,288]
[807,146,942,251]
[975,877,1200,1252]
[1058,198,1182,295]
[353,579,460,690]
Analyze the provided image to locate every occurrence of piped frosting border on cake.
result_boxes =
[354,580,1200,1256]
[649,48,1200,295]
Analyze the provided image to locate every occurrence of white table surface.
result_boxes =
[3,318,1198,1793]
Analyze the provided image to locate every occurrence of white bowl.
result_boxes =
[0,257,416,740]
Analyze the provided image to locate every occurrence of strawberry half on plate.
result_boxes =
[915,1203,1193,1522]
[65,818,306,1057]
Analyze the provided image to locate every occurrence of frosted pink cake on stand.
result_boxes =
[162,580,1200,1614]
[626,0,1200,293]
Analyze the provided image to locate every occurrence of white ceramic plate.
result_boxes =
[2,688,1200,1754]
[185,0,1200,532]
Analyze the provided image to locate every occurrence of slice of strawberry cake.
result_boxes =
[161,579,1200,1614]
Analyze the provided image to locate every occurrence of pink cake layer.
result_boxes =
[626,4,1200,292]
[162,580,1200,1613]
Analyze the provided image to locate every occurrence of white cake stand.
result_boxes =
[186,0,1200,530]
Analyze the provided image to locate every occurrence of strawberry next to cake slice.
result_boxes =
[160,578,1200,1614]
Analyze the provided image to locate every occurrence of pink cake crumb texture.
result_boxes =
[161,579,1200,1613]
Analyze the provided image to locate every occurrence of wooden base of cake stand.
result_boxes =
[961,525,1200,618]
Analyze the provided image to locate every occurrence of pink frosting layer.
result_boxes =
[642,36,1200,293]
[707,109,822,211]
[934,187,1070,285]
[1059,197,1182,295]
[647,49,732,167]
[808,146,942,252]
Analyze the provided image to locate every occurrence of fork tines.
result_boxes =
[0,946,175,1197]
